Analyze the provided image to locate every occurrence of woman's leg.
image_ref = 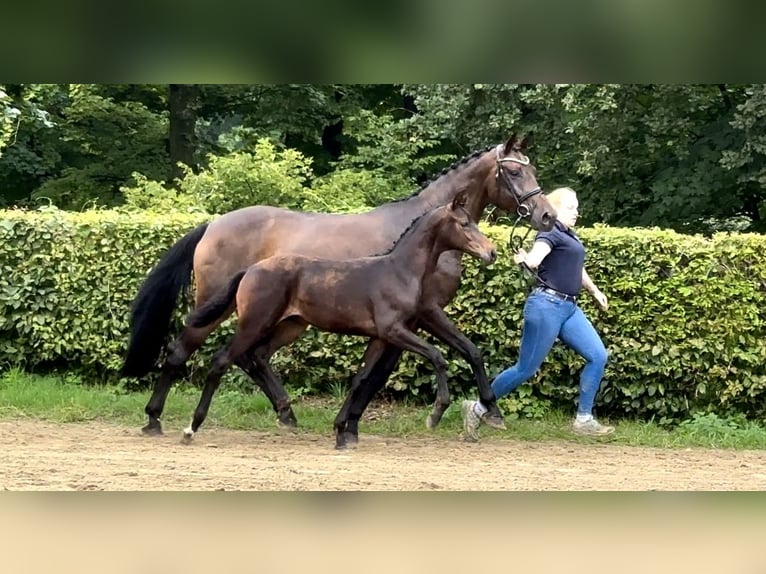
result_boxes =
[558,307,608,416]
[491,295,567,399]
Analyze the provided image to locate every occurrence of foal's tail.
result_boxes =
[186,270,247,328]
[121,223,209,378]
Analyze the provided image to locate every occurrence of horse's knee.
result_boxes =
[466,347,483,367]
[432,353,448,374]
[164,340,189,367]
[210,351,232,377]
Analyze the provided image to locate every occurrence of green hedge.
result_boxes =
[1,206,765,422]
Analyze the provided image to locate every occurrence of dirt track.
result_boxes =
[1,418,764,490]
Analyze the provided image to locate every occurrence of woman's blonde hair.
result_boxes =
[546,187,577,209]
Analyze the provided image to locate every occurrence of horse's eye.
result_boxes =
[461,221,470,228]
[509,169,521,177]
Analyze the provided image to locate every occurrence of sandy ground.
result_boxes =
[1,418,764,490]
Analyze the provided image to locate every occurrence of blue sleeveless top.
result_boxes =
[533,221,585,296]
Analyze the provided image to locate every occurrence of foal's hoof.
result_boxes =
[181,433,194,445]
[483,413,507,431]
[276,418,298,431]
[343,431,359,446]
[141,421,163,436]
[426,414,439,429]
[277,408,298,428]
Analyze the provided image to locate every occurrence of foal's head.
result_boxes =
[487,134,556,232]
[439,192,497,264]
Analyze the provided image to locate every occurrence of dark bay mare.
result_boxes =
[122,135,556,442]
[181,195,497,446]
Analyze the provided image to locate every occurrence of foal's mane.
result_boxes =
[374,211,428,257]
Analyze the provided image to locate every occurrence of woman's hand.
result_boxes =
[513,249,528,265]
[592,288,608,310]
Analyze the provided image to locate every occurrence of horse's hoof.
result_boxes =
[426,414,439,429]
[181,433,194,445]
[343,431,359,445]
[141,422,163,436]
[483,414,507,431]
[276,418,298,430]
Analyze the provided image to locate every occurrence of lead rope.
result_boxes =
[508,214,554,290]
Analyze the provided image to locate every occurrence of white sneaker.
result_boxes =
[461,400,481,441]
[572,418,615,436]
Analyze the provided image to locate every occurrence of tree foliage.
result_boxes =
[1,84,765,233]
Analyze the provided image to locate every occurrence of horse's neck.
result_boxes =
[388,212,446,280]
[377,151,490,223]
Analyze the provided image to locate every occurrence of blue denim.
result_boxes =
[491,291,608,415]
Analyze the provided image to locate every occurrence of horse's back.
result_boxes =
[248,253,381,336]
[193,204,408,299]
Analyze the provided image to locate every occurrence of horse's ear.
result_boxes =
[452,190,468,210]
[519,132,534,152]
[504,132,533,154]
[503,134,520,155]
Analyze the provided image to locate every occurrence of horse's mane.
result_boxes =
[373,211,428,257]
[369,145,494,257]
[389,145,494,204]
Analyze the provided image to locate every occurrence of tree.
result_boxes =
[168,84,200,181]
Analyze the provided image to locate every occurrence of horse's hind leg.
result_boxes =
[334,338,387,449]
[182,347,235,442]
[343,343,403,445]
[247,317,308,428]
[143,326,212,436]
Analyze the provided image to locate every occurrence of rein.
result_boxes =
[508,213,554,290]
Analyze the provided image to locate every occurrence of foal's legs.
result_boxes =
[239,317,309,428]
[255,318,308,426]
[333,338,387,449]
[183,285,292,441]
[343,343,403,444]
[381,325,451,429]
[184,342,294,442]
[417,305,504,426]
[142,325,217,435]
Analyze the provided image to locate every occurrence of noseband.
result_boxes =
[495,145,542,219]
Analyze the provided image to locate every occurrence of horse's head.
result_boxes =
[488,134,556,231]
[443,192,497,264]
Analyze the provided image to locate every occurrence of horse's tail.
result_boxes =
[186,270,247,328]
[121,223,209,378]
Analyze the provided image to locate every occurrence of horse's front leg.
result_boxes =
[381,325,450,430]
[418,305,505,429]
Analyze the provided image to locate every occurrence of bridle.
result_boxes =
[494,145,550,288]
[494,145,542,220]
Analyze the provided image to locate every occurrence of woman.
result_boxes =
[461,187,613,440]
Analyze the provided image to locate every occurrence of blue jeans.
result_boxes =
[491,291,608,416]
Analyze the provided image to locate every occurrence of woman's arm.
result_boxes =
[514,240,552,269]
[582,268,608,310]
